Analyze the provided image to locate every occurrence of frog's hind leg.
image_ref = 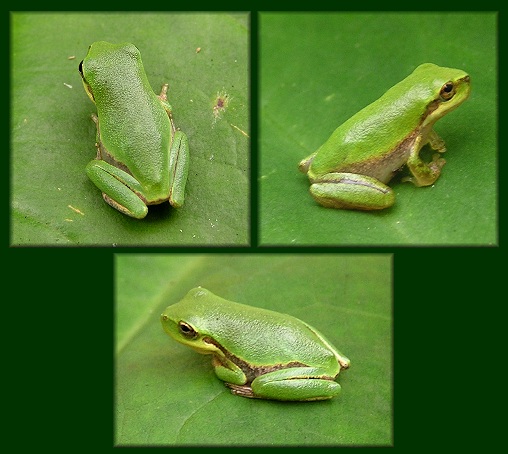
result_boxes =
[86,160,149,219]
[167,131,189,208]
[250,367,342,401]
[310,172,395,210]
[157,83,190,208]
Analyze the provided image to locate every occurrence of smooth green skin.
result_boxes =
[79,41,189,219]
[299,63,471,210]
[161,288,350,401]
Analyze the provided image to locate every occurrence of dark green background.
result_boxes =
[5,5,503,452]
[260,12,497,245]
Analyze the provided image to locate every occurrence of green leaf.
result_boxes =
[260,12,497,245]
[11,12,249,245]
[116,254,393,446]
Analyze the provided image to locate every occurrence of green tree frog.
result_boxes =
[299,63,471,210]
[161,288,350,401]
[79,41,189,219]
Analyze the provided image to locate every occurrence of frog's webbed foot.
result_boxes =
[158,83,169,101]
[157,83,177,133]
[309,172,395,210]
[226,383,256,398]
[403,153,446,186]
[403,132,448,187]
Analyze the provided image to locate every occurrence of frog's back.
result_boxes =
[89,44,172,200]
[181,291,341,371]
[309,75,435,179]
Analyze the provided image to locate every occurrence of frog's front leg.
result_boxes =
[309,172,395,210]
[228,367,342,401]
[211,355,247,386]
[86,160,149,219]
[158,84,190,208]
[427,129,446,153]
[404,132,446,187]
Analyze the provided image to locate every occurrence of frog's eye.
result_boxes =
[178,321,198,339]
[440,82,455,101]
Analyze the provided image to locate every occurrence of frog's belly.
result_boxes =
[337,134,417,184]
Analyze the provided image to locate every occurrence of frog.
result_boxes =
[298,63,471,210]
[79,41,189,219]
[161,287,350,401]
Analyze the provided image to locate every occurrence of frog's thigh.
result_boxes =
[86,160,148,219]
[251,367,341,401]
[310,172,395,210]
[168,131,190,208]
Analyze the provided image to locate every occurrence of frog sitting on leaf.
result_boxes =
[79,42,189,219]
[299,63,471,210]
[161,288,350,401]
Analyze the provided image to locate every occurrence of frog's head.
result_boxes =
[161,288,223,355]
[416,63,471,128]
[78,41,142,104]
